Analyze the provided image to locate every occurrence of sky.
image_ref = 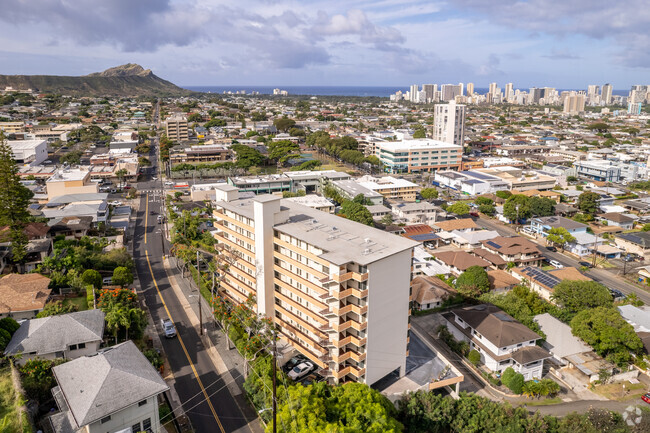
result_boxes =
[0,0,649,89]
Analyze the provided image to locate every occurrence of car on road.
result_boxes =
[288,361,314,380]
[164,181,174,187]
[102,277,113,285]
[282,354,309,374]
[549,260,564,269]
[609,289,626,301]
[546,246,557,252]
[157,215,164,224]
[161,318,176,338]
[110,201,123,206]
[150,210,156,215]
[43,159,52,164]
[642,393,650,404]
[578,261,593,268]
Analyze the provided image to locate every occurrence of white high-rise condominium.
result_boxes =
[488,82,498,97]
[504,83,514,102]
[601,83,613,105]
[587,85,600,104]
[422,84,437,103]
[410,84,419,102]
[563,92,585,114]
[466,83,474,96]
[433,100,466,146]
[458,83,464,97]
[440,84,462,101]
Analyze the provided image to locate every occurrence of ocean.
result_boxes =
[183,85,629,98]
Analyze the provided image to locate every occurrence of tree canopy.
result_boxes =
[420,188,439,200]
[455,266,490,296]
[446,202,470,215]
[552,280,612,320]
[503,194,531,222]
[112,266,134,288]
[529,196,556,217]
[340,200,374,226]
[546,227,576,251]
[570,306,643,366]
[577,192,600,215]
[268,140,301,165]
[273,117,296,132]
[232,144,264,168]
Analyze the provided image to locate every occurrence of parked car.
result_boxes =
[161,318,177,338]
[549,260,564,269]
[609,289,626,302]
[300,372,325,386]
[642,393,650,404]
[546,246,557,252]
[288,361,314,380]
[578,261,593,268]
[157,215,164,224]
[102,277,113,285]
[43,159,52,164]
[282,355,309,374]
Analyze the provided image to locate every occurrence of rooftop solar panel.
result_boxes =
[409,233,440,241]
[486,240,502,249]
[461,171,496,180]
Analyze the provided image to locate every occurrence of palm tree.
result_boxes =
[115,168,127,187]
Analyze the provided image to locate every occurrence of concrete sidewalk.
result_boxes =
[163,256,263,433]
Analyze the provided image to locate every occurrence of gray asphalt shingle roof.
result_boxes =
[5,309,105,356]
[53,340,169,428]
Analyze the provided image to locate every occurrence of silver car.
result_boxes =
[161,318,176,338]
[288,361,314,380]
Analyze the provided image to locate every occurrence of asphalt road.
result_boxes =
[133,142,256,432]
[476,216,650,304]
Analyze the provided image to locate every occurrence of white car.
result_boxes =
[288,361,314,380]
[164,181,174,187]
[549,260,564,269]
[102,277,113,285]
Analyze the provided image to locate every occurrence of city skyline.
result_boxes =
[1,1,649,88]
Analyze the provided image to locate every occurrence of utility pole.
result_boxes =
[196,250,203,335]
[272,328,277,433]
[592,235,599,268]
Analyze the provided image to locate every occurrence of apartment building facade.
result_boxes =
[433,101,466,146]
[212,185,417,385]
[165,116,189,142]
[376,139,462,174]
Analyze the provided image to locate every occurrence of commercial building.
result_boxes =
[169,144,231,164]
[329,179,384,205]
[433,101,466,146]
[573,160,621,182]
[0,121,24,133]
[7,139,48,166]
[212,186,418,385]
[228,170,350,195]
[166,116,189,141]
[46,168,99,200]
[473,167,556,191]
[376,139,462,174]
[356,176,418,202]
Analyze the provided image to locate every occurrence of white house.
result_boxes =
[444,304,550,380]
[48,341,169,433]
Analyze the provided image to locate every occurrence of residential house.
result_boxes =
[487,270,520,292]
[402,225,442,248]
[617,305,650,354]
[410,276,456,311]
[512,266,592,301]
[450,230,499,250]
[529,216,588,237]
[411,246,448,277]
[444,304,550,380]
[48,341,169,433]
[469,248,508,269]
[0,274,51,320]
[479,236,544,267]
[48,216,93,239]
[638,265,650,285]
[391,202,439,225]
[4,310,105,365]
[533,313,595,365]
[431,218,478,233]
[597,212,635,230]
[432,250,491,276]
[615,232,650,257]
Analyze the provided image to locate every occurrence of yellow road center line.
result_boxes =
[145,251,225,433]
[144,194,149,244]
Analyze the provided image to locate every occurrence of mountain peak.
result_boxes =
[86,64,153,78]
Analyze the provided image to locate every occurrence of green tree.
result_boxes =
[586,122,609,132]
[552,280,612,320]
[112,266,134,288]
[115,168,127,187]
[59,150,83,165]
[501,367,525,394]
[420,188,439,200]
[446,202,470,215]
[268,140,301,165]
[529,196,556,217]
[577,191,600,215]
[503,194,531,222]
[36,300,78,318]
[478,204,496,216]
[340,201,374,226]
[455,265,490,296]
[187,112,202,122]
[231,144,264,169]
[468,350,480,366]
[546,227,576,252]
[570,306,643,366]
[412,128,426,139]
[381,213,394,225]
[495,190,512,200]
[81,269,102,290]
[474,196,493,206]
[273,117,296,132]
[0,132,33,263]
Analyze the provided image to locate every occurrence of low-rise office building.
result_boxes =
[46,168,99,200]
[7,139,48,166]
[357,176,418,202]
[375,139,462,174]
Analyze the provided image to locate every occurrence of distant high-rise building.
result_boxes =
[422,84,437,103]
[410,84,419,103]
[587,85,600,103]
[466,83,474,96]
[504,83,514,102]
[488,82,498,97]
[440,84,462,101]
[458,83,464,97]
[563,92,585,114]
[433,101,466,146]
[529,87,544,104]
[628,102,642,115]
[601,83,613,105]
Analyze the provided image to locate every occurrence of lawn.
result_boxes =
[63,296,89,312]
[522,397,563,406]
[593,381,646,401]
[0,366,31,433]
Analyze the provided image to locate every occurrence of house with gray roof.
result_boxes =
[5,309,105,365]
[48,340,169,433]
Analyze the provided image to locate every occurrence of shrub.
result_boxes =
[501,367,524,394]
[468,350,481,366]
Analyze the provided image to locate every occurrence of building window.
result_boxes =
[78,343,86,349]
[101,416,111,424]
[143,418,152,431]
[138,399,147,406]
[132,423,141,433]
[69,344,77,351]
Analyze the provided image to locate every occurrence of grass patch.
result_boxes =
[523,397,563,406]
[541,265,555,271]
[593,381,646,401]
[63,296,89,312]
[320,163,349,172]
[0,366,31,433]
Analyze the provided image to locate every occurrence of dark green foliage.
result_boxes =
[420,188,439,200]
[112,266,134,287]
[273,117,296,132]
[455,266,490,296]
[81,269,102,290]
[551,280,612,320]
[268,140,301,165]
[570,307,643,366]
[503,194,531,222]
[36,301,78,318]
[479,285,549,337]
[495,190,512,200]
[474,196,493,206]
[577,191,600,215]
[468,350,480,366]
[501,367,524,394]
[0,318,19,335]
[529,196,556,217]
[340,200,374,226]
[231,144,264,168]
[446,202,470,215]
[437,325,469,356]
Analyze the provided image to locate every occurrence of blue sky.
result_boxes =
[0,0,648,89]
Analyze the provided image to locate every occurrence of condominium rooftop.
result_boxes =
[357,176,417,190]
[377,138,462,152]
[47,168,90,182]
